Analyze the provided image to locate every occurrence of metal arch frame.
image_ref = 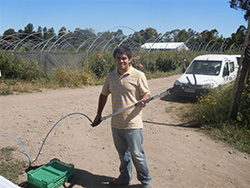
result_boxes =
[203,39,217,51]
[31,40,49,51]
[58,42,76,52]
[3,40,20,51]
[208,42,218,52]
[1,26,243,55]
[85,26,137,69]
[47,31,73,52]
[92,40,108,52]
[191,42,200,51]
[117,34,144,51]
[0,32,22,44]
[105,42,117,52]
[54,36,77,51]
[184,35,195,47]
[76,36,97,53]
[18,40,39,52]
[18,36,44,52]
[219,39,230,52]
[41,34,57,52]
[101,35,125,53]
[229,43,239,52]
[11,32,42,52]
[0,40,13,50]
[61,43,77,52]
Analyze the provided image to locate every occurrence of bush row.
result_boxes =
[0,50,229,85]
[0,51,43,81]
[193,83,250,128]
[189,83,250,153]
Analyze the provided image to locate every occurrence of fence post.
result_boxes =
[228,19,250,120]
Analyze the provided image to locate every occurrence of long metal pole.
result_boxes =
[91,88,172,127]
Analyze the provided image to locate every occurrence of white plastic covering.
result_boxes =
[141,42,189,50]
[0,176,20,188]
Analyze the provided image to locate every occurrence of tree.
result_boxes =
[169,29,180,42]
[42,27,55,41]
[113,29,123,38]
[131,31,144,47]
[58,26,67,37]
[37,26,43,39]
[24,23,34,34]
[140,27,158,42]
[230,0,250,21]
[228,0,250,120]
[162,31,172,42]
[3,28,16,38]
[199,29,219,43]
[43,27,48,39]
[73,28,97,51]
[2,29,18,42]
[176,29,190,42]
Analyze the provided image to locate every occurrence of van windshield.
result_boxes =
[186,60,222,76]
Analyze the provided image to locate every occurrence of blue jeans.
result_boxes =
[112,128,152,185]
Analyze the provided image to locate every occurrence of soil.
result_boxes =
[0,74,249,188]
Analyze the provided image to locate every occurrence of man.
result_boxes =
[93,46,151,188]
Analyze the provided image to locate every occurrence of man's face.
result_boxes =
[114,53,132,73]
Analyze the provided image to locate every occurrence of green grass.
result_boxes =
[201,123,250,153]
[184,83,250,154]
[0,147,28,184]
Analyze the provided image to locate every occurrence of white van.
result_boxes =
[172,54,240,97]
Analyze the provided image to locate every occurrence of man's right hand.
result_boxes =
[91,114,102,127]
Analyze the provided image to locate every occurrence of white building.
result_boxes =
[141,42,189,51]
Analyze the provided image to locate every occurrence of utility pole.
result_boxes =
[228,19,250,120]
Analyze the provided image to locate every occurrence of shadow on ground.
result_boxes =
[143,120,199,129]
[20,168,141,188]
[65,169,141,188]
[144,93,200,129]
[160,93,198,104]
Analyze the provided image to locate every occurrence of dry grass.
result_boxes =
[0,147,28,184]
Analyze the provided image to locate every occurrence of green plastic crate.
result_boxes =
[27,158,75,188]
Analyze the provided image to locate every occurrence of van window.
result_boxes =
[229,61,234,73]
[223,62,229,76]
[186,60,222,76]
[236,57,241,65]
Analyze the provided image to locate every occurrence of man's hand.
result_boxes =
[137,94,151,108]
[91,114,102,127]
[136,99,147,108]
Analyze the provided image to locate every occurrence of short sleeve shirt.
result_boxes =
[102,66,150,129]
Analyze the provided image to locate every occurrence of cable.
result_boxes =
[1,112,93,167]
[0,134,32,167]
[32,112,93,164]
[1,89,173,167]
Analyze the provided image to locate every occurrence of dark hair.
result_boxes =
[113,46,132,59]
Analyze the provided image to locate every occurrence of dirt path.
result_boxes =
[0,75,249,188]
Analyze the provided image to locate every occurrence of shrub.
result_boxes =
[51,67,97,87]
[190,81,250,129]
[0,51,44,81]
[237,83,250,128]
[89,52,115,79]
[156,56,177,72]
[192,84,233,127]
[0,88,13,95]
[187,82,250,153]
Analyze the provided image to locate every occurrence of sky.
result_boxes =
[0,0,247,38]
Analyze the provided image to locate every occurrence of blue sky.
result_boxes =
[0,0,247,38]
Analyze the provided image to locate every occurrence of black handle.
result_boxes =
[91,118,102,127]
[144,97,154,103]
